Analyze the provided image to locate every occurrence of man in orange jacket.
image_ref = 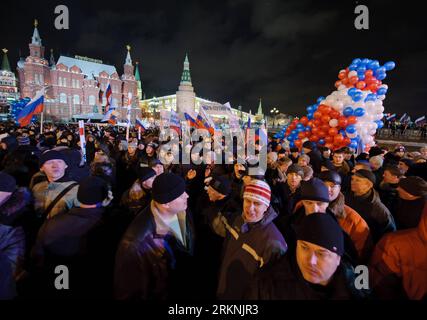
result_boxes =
[370,201,427,299]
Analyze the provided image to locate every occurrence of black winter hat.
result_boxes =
[369,146,384,158]
[296,213,344,256]
[290,147,299,153]
[300,178,330,202]
[318,170,342,186]
[39,150,68,167]
[77,176,109,205]
[209,175,232,196]
[354,169,376,185]
[302,141,316,150]
[152,173,186,204]
[0,172,17,193]
[398,176,427,197]
[399,158,413,168]
[137,167,156,182]
[287,164,304,178]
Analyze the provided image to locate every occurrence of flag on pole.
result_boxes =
[104,83,112,112]
[17,89,44,127]
[200,106,216,129]
[135,117,146,131]
[184,112,198,128]
[386,113,396,121]
[170,110,181,135]
[78,120,87,164]
[399,113,408,122]
[196,114,214,135]
[415,116,426,125]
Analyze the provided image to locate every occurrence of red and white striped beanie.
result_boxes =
[243,180,271,207]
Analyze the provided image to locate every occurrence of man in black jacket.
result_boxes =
[31,176,112,298]
[114,173,196,300]
[302,141,323,175]
[248,213,365,300]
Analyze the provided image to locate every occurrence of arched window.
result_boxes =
[60,93,67,103]
[89,95,96,106]
[73,95,80,105]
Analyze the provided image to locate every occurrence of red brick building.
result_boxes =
[17,20,141,122]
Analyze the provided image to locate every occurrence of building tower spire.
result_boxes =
[257,98,263,115]
[32,19,42,46]
[135,61,143,100]
[180,53,192,85]
[49,49,56,68]
[125,44,132,66]
[1,48,11,71]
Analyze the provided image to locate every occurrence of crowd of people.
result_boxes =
[0,120,426,300]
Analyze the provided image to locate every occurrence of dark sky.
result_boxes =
[2,0,427,117]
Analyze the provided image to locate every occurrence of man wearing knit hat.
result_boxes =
[302,140,323,175]
[248,213,366,299]
[394,176,427,229]
[378,165,404,215]
[197,175,240,298]
[319,171,372,262]
[346,169,396,243]
[32,150,79,219]
[115,172,196,300]
[212,179,287,299]
[32,176,112,298]
[275,178,331,252]
[275,164,304,216]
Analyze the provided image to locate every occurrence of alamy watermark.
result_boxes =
[157,128,267,176]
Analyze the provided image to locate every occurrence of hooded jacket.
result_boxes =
[370,205,427,300]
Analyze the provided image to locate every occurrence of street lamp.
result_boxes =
[270,107,279,127]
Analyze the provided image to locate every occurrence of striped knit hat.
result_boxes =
[243,179,271,207]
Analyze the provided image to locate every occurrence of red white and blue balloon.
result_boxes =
[281,58,395,151]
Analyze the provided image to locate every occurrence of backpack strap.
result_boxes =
[43,182,79,219]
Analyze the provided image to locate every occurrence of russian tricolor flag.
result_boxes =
[17,89,44,127]
[184,113,198,128]
[135,117,146,131]
[105,83,112,111]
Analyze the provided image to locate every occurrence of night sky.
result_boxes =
[2,0,427,117]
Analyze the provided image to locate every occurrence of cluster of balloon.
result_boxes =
[279,58,395,151]
[10,97,32,124]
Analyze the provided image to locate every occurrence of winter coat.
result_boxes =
[394,197,426,230]
[328,193,373,262]
[0,187,32,226]
[0,224,25,277]
[114,202,195,300]
[247,253,365,300]
[212,206,287,300]
[274,182,301,217]
[378,182,400,217]
[32,207,105,260]
[370,206,427,300]
[32,176,79,219]
[345,189,396,243]
[306,149,323,175]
